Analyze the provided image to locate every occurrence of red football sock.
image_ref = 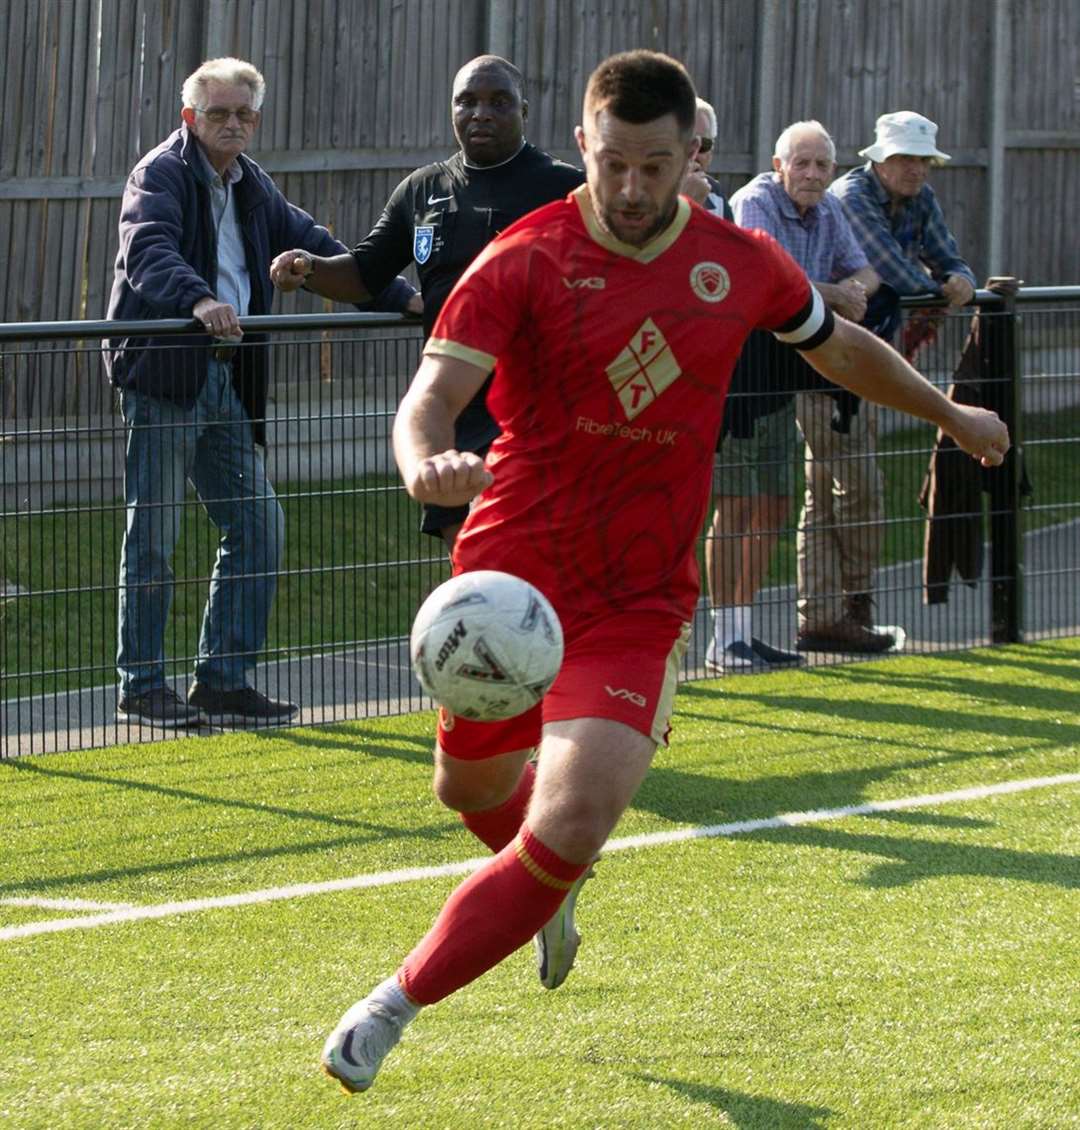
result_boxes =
[399,824,587,1005]
[459,761,536,852]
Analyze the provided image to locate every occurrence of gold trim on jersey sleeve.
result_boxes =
[423,337,497,372]
[572,184,691,264]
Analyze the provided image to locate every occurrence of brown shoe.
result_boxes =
[796,617,899,654]
[846,593,876,629]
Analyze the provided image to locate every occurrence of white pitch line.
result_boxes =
[0,897,135,912]
[2,772,1077,943]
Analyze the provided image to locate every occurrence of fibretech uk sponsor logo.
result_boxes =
[575,417,678,446]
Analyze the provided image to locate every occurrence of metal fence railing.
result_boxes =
[2,291,1078,756]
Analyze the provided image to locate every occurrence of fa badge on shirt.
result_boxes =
[414,225,435,265]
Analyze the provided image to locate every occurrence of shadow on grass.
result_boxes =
[0,751,457,896]
[636,1074,832,1128]
[746,821,1079,890]
[250,722,434,765]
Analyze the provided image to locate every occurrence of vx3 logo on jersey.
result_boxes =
[562,276,606,289]
[605,685,647,707]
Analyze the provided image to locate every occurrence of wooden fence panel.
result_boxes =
[2,0,1078,426]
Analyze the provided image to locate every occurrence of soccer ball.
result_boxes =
[410,570,564,721]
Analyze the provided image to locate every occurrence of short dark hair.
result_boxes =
[584,51,696,135]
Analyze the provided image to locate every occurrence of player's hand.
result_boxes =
[409,450,493,507]
[941,274,975,307]
[193,296,242,339]
[946,404,1010,468]
[406,292,424,316]
[270,250,314,292]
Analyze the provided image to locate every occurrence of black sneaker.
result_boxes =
[187,684,298,726]
[117,686,205,728]
[749,637,805,666]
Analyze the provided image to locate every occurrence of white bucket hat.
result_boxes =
[859,111,951,164]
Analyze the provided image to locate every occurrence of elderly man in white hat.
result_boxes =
[791,111,978,655]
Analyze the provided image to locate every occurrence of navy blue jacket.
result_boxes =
[105,125,346,444]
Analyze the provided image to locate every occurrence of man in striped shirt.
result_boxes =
[791,111,978,653]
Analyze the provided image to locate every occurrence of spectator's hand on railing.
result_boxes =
[986,276,1023,298]
[406,292,424,316]
[270,250,314,292]
[946,404,1010,468]
[192,296,242,339]
[941,274,975,307]
[833,278,868,323]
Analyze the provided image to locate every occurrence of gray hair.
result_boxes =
[181,58,266,111]
[774,120,835,164]
[695,97,717,139]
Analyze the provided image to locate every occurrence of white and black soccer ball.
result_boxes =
[410,570,564,721]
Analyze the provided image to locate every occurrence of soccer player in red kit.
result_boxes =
[321,50,1009,1094]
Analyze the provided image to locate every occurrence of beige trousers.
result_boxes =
[795,391,884,631]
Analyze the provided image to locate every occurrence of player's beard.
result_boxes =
[598,186,680,247]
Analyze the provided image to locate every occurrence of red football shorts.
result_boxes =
[437,610,691,760]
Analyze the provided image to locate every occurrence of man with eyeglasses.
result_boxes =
[106,57,417,729]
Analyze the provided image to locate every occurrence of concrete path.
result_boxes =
[3,520,1077,757]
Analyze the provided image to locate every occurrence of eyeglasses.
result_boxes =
[697,137,715,153]
[196,106,259,124]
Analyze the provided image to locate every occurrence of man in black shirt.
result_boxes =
[272,55,583,547]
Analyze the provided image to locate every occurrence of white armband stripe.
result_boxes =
[772,287,826,345]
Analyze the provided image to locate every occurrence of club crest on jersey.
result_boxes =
[414,225,435,264]
[690,261,730,303]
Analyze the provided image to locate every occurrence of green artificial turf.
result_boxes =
[1,640,1077,1127]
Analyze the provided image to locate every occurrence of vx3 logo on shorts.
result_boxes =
[605,685,647,707]
[562,276,606,289]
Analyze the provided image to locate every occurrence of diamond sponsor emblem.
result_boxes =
[605,318,682,420]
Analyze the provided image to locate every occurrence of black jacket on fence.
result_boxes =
[919,313,1031,604]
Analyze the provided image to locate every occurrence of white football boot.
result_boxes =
[321,998,406,1094]
[534,866,594,990]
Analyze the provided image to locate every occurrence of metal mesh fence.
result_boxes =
[2,294,1077,757]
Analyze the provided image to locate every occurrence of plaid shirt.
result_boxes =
[729,172,869,282]
[829,163,976,297]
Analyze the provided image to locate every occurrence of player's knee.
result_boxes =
[432,762,510,814]
[530,794,616,863]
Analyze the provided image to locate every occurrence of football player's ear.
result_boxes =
[521,99,528,123]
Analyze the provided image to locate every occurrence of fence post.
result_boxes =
[983,293,1023,643]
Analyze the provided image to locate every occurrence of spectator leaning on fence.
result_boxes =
[270,54,584,551]
[789,111,978,654]
[704,120,881,671]
[105,57,417,729]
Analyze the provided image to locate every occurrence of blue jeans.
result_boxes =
[116,361,284,696]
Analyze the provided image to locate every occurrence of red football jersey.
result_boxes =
[425,185,827,620]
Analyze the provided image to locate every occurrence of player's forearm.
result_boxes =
[304,253,372,302]
[804,318,955,430]
[394,393,455,492]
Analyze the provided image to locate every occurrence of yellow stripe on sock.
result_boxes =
[514,838,576,891]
